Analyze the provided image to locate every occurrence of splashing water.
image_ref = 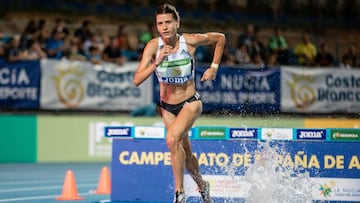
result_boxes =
[225,141,315,203]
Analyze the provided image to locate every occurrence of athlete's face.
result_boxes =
[156,13,179,39]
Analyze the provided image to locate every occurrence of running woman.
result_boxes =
[133,4,225,203]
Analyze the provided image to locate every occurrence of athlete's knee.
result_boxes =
[166,132,181,151]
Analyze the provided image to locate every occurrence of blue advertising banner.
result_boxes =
[153,66,280,113]
[0,60,41,109]
[0,58,6,67]
[111,138,360,202]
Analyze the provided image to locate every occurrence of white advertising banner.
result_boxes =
[311,177,360,202]
[40,59,152,111]
[281,66,360,113]
[184,176,360,202]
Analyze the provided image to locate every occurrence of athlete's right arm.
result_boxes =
[133,38,172,86]
[133,39,158,87]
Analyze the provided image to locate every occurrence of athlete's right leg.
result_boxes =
[161,100,202,200]
[162,110,186,194]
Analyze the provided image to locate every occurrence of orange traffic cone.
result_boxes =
[56,170,84,200]
[95,166,111,194]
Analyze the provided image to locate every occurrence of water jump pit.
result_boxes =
[106,126,360,203]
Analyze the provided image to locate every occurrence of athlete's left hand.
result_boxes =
[200,67,217,81]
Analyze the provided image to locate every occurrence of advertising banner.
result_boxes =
[281,67,360,113]
[0,60,41,109]
[40,59,152,111]
[153,66,280,113]
[0,59,5,67]
[111,128,360,202]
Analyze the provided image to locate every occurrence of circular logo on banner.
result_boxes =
[287,74,316,109]
[52,62,85,108]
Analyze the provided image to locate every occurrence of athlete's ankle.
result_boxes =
[199,180,208,190]
[173,191,186,203]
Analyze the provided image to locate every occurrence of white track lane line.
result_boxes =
[0,192,95,202]
[0,178,97,186]
[0,184,96,193]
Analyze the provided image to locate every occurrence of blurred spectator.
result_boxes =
[266,53,279,68]
[341,45,358,68]
[139,23,155,48]
[52,18,70,38]
[237,23,255,54]
[122,32,140,61]
[235,43,251,65]
[102,37,125,65]
[221,48,236,66]
[24,39,47,59]
[314,42,335,67]
[294,34,317,66]
[46,29,66,59]
[251,32,267,64]
[4,35,33,62]
[341,56,353,69]
[0,30,4,43]
[268,27,289,65]
[36,24,50,52]
[74,20,93,42]
[250,53,265,68]
[20,19,38,50]
[83,30,107,59]
[88,46,102,64]
[96,29,110,52]
[0,46,4,58]
[66,38,86,61]
[116,24,128,49]
[37,19,47,31]
[83,33,97,58]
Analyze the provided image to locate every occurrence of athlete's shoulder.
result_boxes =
[182,33,206,46]
[146,38,159,47]
[182,33,204,39]
[143,38,159,53]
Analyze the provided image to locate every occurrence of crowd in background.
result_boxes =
[0,18,147,66]
[221,23,359,69]
[0,17,359,69]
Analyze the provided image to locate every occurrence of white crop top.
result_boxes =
[155,35,195,84]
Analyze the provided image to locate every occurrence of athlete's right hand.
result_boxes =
[156,45,173,65]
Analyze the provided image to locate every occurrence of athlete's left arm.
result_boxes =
[186,32,226,81]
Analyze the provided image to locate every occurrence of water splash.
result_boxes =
[225,141,315,203]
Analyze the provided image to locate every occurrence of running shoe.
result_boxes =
[199,181,213,203]
[173,191,186,203]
